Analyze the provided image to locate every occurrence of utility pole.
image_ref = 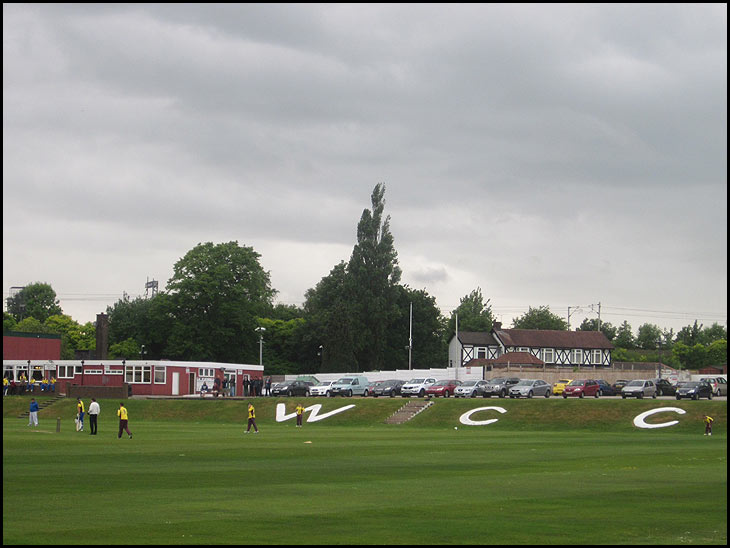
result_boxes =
[408,302,413,370]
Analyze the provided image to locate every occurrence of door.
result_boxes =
[172,372,180,396]
[189,373,196,395]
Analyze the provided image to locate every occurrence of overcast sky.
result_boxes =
[3,4,727,335]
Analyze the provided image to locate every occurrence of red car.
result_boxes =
[562,379,601,398]
[425,379,462,398]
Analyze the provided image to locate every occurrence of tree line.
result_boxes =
[4,185,727,372]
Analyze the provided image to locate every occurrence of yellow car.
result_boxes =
[552,379,573,397]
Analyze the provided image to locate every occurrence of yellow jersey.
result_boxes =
[248,405,255,419]
[296,404,305,416]
[117,406,129,420]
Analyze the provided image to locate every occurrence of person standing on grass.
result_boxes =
[88,398,100,435]
[296,403,305,427]
[76,398,85,431]
[28,398,39,427]
[704,415,714,436]
[245,403,259,434]
[117,403,133,439]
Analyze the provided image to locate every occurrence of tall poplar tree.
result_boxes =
[347,184,402,371]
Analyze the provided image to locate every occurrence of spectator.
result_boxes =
[265,376,272,396]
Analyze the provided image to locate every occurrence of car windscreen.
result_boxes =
[626,380,644,386]
[680,382,701,388]
[569,380,586,386]
[462,381,477,386]
[408,379,425,383]
[336,378,354,384]
[516,381,532,386]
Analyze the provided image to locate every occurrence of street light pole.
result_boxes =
[255,327,266,366]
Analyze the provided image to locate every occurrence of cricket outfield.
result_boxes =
[3,397,726,545]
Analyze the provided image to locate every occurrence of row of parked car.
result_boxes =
[270,375,726,400]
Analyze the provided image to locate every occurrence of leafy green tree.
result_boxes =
[303,262,357,373]
[6,282,63,322]
[447,287,494,335]
[699,323,727,345]
[389,286,447,369]
[672,341,707,369]
[675,320,703,346]
[3,312,17,332]
[706,339,727,365]
[636,323,663,350]
[44,314,95,359]
[106,294,172,360]
[347,184,402,371]
[512,306,568,330]
[109,338,143,359]
[164,241,275,363]
[614,321,635,348]
[577,318,617,341]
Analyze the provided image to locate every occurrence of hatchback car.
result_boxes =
[596,379,618,396]
[310,380,336,397]
[509,379,552,398]
[425,379,462,398]
[654,378,677,396]
[454,380,489,398]
[371,379,405,398]
[552,379,573,397]
[621,380,657,399]
[675,381,713,400]
[271,380,312,397]
[562,379,600,398]
[482,377,521,398]
[700,377,727,396]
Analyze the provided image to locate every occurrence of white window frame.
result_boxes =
[199,368,214,378]
[542,348,555,364]
[154,366,166,384]
[571,349,583,364]
[58,365,75,379]
[592,349,602,364]
[126,365,152,384]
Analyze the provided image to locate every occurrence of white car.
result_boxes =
[310,381,336,397]
[400,377,437,397]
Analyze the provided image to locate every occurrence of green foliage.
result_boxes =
[636,322,664,350]
[577,318,617,341]
[3,312,17,332]
[5,282,63,322]
[164,241,276,363]
[109,337,144,359]
[511,305,568,330]
[614,320,635,348]
[447,287,494,334]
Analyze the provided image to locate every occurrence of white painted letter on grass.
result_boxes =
[275,403,355,423]
[633,407,686,429]
[459,406,507,426]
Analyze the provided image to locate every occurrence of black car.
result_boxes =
[596,379,618,396]
[675,381,713,400]
[654,378,677,396]
[612,379,631,393]
[371,379,405,397]
[271,380,312,397]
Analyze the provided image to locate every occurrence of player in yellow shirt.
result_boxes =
[76,398,85,431]
[704,415,714,436]
[117,403,133,439]
[296,403,306,428]
[245,403,259,434]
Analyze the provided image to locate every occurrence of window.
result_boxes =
[154,366,166,384]
[592,350,602,364]
[126,365,152,384]
[571,349,583,364]
[58,365,75,378]
[542,348,555,363]
[477,348,486,359]
[199,368,214,378]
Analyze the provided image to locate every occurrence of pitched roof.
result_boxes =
[494,328,614,350]
[491,352,544,365]
[456,331,499,346]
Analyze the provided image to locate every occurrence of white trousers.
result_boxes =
[28,411,38,426]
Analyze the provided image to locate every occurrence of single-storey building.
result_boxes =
[2,359,264,397]
[449,322,614,368]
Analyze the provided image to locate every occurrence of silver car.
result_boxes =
[508,379,551,398]
[454,380,489,398]
[621,379,657,399]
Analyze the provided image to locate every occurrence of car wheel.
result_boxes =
[444,390,450,398]
[500,390,506,398]
[579,392,584,398]
[595,391,600,398]
[545,390,550,398]
[347,389,353,397]
[419,389,425,398]
[326,391,331,398]
[363,390,369,397]
[527,391,533,399]
[652,392,657,399]
[287,390,292,397]
[708,392,713,400]
[563,394,567,399]
[622,394,626,399]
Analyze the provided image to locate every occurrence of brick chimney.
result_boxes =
[95,313,109,360]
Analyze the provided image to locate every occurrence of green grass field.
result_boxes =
[3,397,727,545]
